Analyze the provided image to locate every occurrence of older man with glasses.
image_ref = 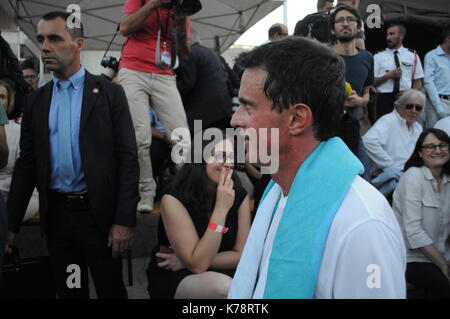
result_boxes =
[363,89,425,197]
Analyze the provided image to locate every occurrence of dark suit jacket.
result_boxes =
[176,43,232,134]
[7,70,139,235]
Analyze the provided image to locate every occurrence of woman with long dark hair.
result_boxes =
[146,131,251,299]
[393,128,450,298]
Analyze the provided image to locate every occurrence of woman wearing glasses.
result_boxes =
[393,128,450,298]
[146,132,251,299]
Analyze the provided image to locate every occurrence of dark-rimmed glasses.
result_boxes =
[421,143,449,152]
[405,104,423,112]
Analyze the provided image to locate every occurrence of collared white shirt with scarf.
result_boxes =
[230,177,407,299]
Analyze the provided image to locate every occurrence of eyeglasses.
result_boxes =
[212,152,235,163]
[335,16,358,24]
[421,143,449,152]
[405,104,423,112]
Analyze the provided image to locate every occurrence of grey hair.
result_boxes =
[394,89,426,110]
[190,28,201,45]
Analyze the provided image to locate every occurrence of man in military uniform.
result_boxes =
[374,24,424,119]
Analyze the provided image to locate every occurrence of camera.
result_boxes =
[100,56,120,81]
[168,0,202,16]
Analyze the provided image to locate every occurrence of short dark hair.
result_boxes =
[240,37,346,141]
[317,0,334,11]
[387,24,406,36]
[404,128,450,175]
[329,4,362,29]
[41,11,84,39]
[442,23,450,43]
[268,25,284,39]
[20,59,37,72]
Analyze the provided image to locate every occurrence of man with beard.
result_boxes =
[331,5,373,180]
[374,24,424,119]
[331,5,373,122]
[336,0,365,50]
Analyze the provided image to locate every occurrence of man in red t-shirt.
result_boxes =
[119,0,191,212]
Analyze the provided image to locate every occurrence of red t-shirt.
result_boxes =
[120,0,179,75]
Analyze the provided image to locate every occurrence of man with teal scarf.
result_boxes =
[228,37,406,299]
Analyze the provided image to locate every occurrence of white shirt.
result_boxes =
[252,177,406,299]
[362,109,423,171]
[0,120,21,195]
[0,119,39,221]
[374,46,424,93]
[434,116,450,137]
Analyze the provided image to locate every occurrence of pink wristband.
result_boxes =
[208,221,228,234]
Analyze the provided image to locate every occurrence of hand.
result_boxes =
[438,261,449,279]
[214,167,235,214]
[156,251,185,271]
[388,68,402,79]
[5,231,16,255]
[108,225,134,258]
[345,91,364,108]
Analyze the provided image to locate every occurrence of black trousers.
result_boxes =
[376,92,396,120]
[46,191,127,299]
[406,262,450,299]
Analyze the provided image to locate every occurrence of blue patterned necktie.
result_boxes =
[57,81,75,185]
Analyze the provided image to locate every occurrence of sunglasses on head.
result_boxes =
[405,104,423,112]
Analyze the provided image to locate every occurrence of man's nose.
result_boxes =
[230,105,244,128]
[40,39,51,53]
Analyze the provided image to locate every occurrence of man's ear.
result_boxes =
[288,103,313,136]
[75,37,85,51]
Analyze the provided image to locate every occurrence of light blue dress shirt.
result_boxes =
[424,45,450,114]
[49,67,87,193]
[148,107,166,134]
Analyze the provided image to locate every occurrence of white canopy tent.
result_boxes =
[0,0,284,53]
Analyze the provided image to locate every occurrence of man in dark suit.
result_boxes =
[5,11,139,299]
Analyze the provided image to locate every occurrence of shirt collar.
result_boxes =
[421,166,450,184]
[52,66,85,91]
[387,45,404,53]
[393,109,407,125]
[436,45,448,56]
[393,108,421,131]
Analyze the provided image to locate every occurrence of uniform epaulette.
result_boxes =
[408,48,417,54]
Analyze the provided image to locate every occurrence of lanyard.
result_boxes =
[156,8,172,48]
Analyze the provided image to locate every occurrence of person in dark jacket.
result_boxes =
[176,29,232,135]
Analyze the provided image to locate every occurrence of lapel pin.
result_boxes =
[93,88,99,93]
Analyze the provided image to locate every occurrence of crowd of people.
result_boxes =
[0,0,449,299]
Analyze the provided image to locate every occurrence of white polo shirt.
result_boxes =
[374,46,424,93]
